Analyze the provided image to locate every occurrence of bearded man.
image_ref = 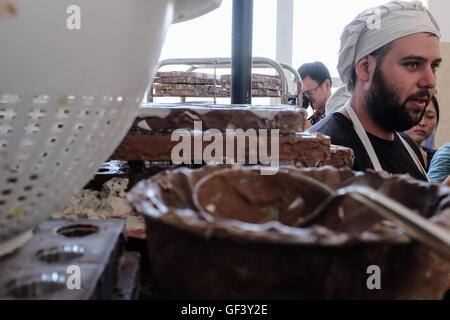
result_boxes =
[310,1,441,181]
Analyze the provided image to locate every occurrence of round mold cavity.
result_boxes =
[36,244,85,263]
[57,224,99,238]
[6,272,66,298]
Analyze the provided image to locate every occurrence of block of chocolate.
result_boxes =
[221,82,281,91]
[154,86,221,97]
[220,73,281,86]
[155,71,218,84]
[325,145,355,168]
[133,103,308,134]
[219,88,281,97]
[153,71,220,97]
[110,130,331,165]
[219,74,282,97]
[109,103,335,168]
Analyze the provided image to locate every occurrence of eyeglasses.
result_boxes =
[303,82,323,98]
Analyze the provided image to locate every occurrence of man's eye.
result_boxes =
[431,63,440,72]
[406,62,419,69]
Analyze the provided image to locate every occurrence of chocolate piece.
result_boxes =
[156,71,217,80]
[133,103,308,134]
[222,82,281,90]
[128,166,450,299]
[109,104,331,166]
[219,74,282,97]
[109,105,354,169]
[153,72,219,92]
[220,88,281,97]
[325,145,355,168]
[153,77,217,85]
[154,83,217,90]
[220,73,281,85]
[154,87,220,97]
[109,131,330,165]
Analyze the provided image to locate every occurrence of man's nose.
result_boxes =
[418,65,436,90]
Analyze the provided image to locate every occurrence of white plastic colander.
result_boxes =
[0,0,221,252]
[0,94,140,243]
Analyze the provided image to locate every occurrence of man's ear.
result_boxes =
[354,56,373,83]
[323,79,331,90]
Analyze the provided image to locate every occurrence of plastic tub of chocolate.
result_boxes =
[128,165,450,299]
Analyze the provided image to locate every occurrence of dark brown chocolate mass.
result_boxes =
[128,166,450,299]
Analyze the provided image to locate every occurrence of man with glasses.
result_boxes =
[309,1,440,182]
[298,61,332,125]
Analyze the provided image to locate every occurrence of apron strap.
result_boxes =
[345,101,382,171]
[397,133,429,181]
[344,101,428,181]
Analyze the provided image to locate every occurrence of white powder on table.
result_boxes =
[52,177,144,233]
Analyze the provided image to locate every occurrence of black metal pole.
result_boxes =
[231,0,253,105]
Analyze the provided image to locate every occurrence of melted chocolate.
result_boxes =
[128,166,450,299]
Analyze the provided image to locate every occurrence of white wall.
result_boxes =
[434,43,450,147]
[428,0,450,147]
[428,0,450,42]
[276,0,294,65]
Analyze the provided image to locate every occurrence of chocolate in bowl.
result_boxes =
[128,165,450,299]
[193,169,334,226]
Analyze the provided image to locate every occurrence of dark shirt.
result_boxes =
[310,113,427,181]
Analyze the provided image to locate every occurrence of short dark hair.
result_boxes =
[348,41,394,92]
[298,61,332,87]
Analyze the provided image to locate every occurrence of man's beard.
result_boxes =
[364,66,430,132]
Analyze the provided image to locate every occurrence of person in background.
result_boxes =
[428,143,450,186]
[310,1,441,181]
[298,61,332,125]
[404,95,439,171]
[325,83,352,116]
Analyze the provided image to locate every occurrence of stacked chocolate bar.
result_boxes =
[219,73,282,97]
[110,103,353,169]
[153,71,220,97]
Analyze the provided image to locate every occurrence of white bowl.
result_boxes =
[0,0,221,248]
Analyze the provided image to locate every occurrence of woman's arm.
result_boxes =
[428,144,450,183]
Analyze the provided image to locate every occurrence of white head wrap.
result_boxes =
[338,0,440,91]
